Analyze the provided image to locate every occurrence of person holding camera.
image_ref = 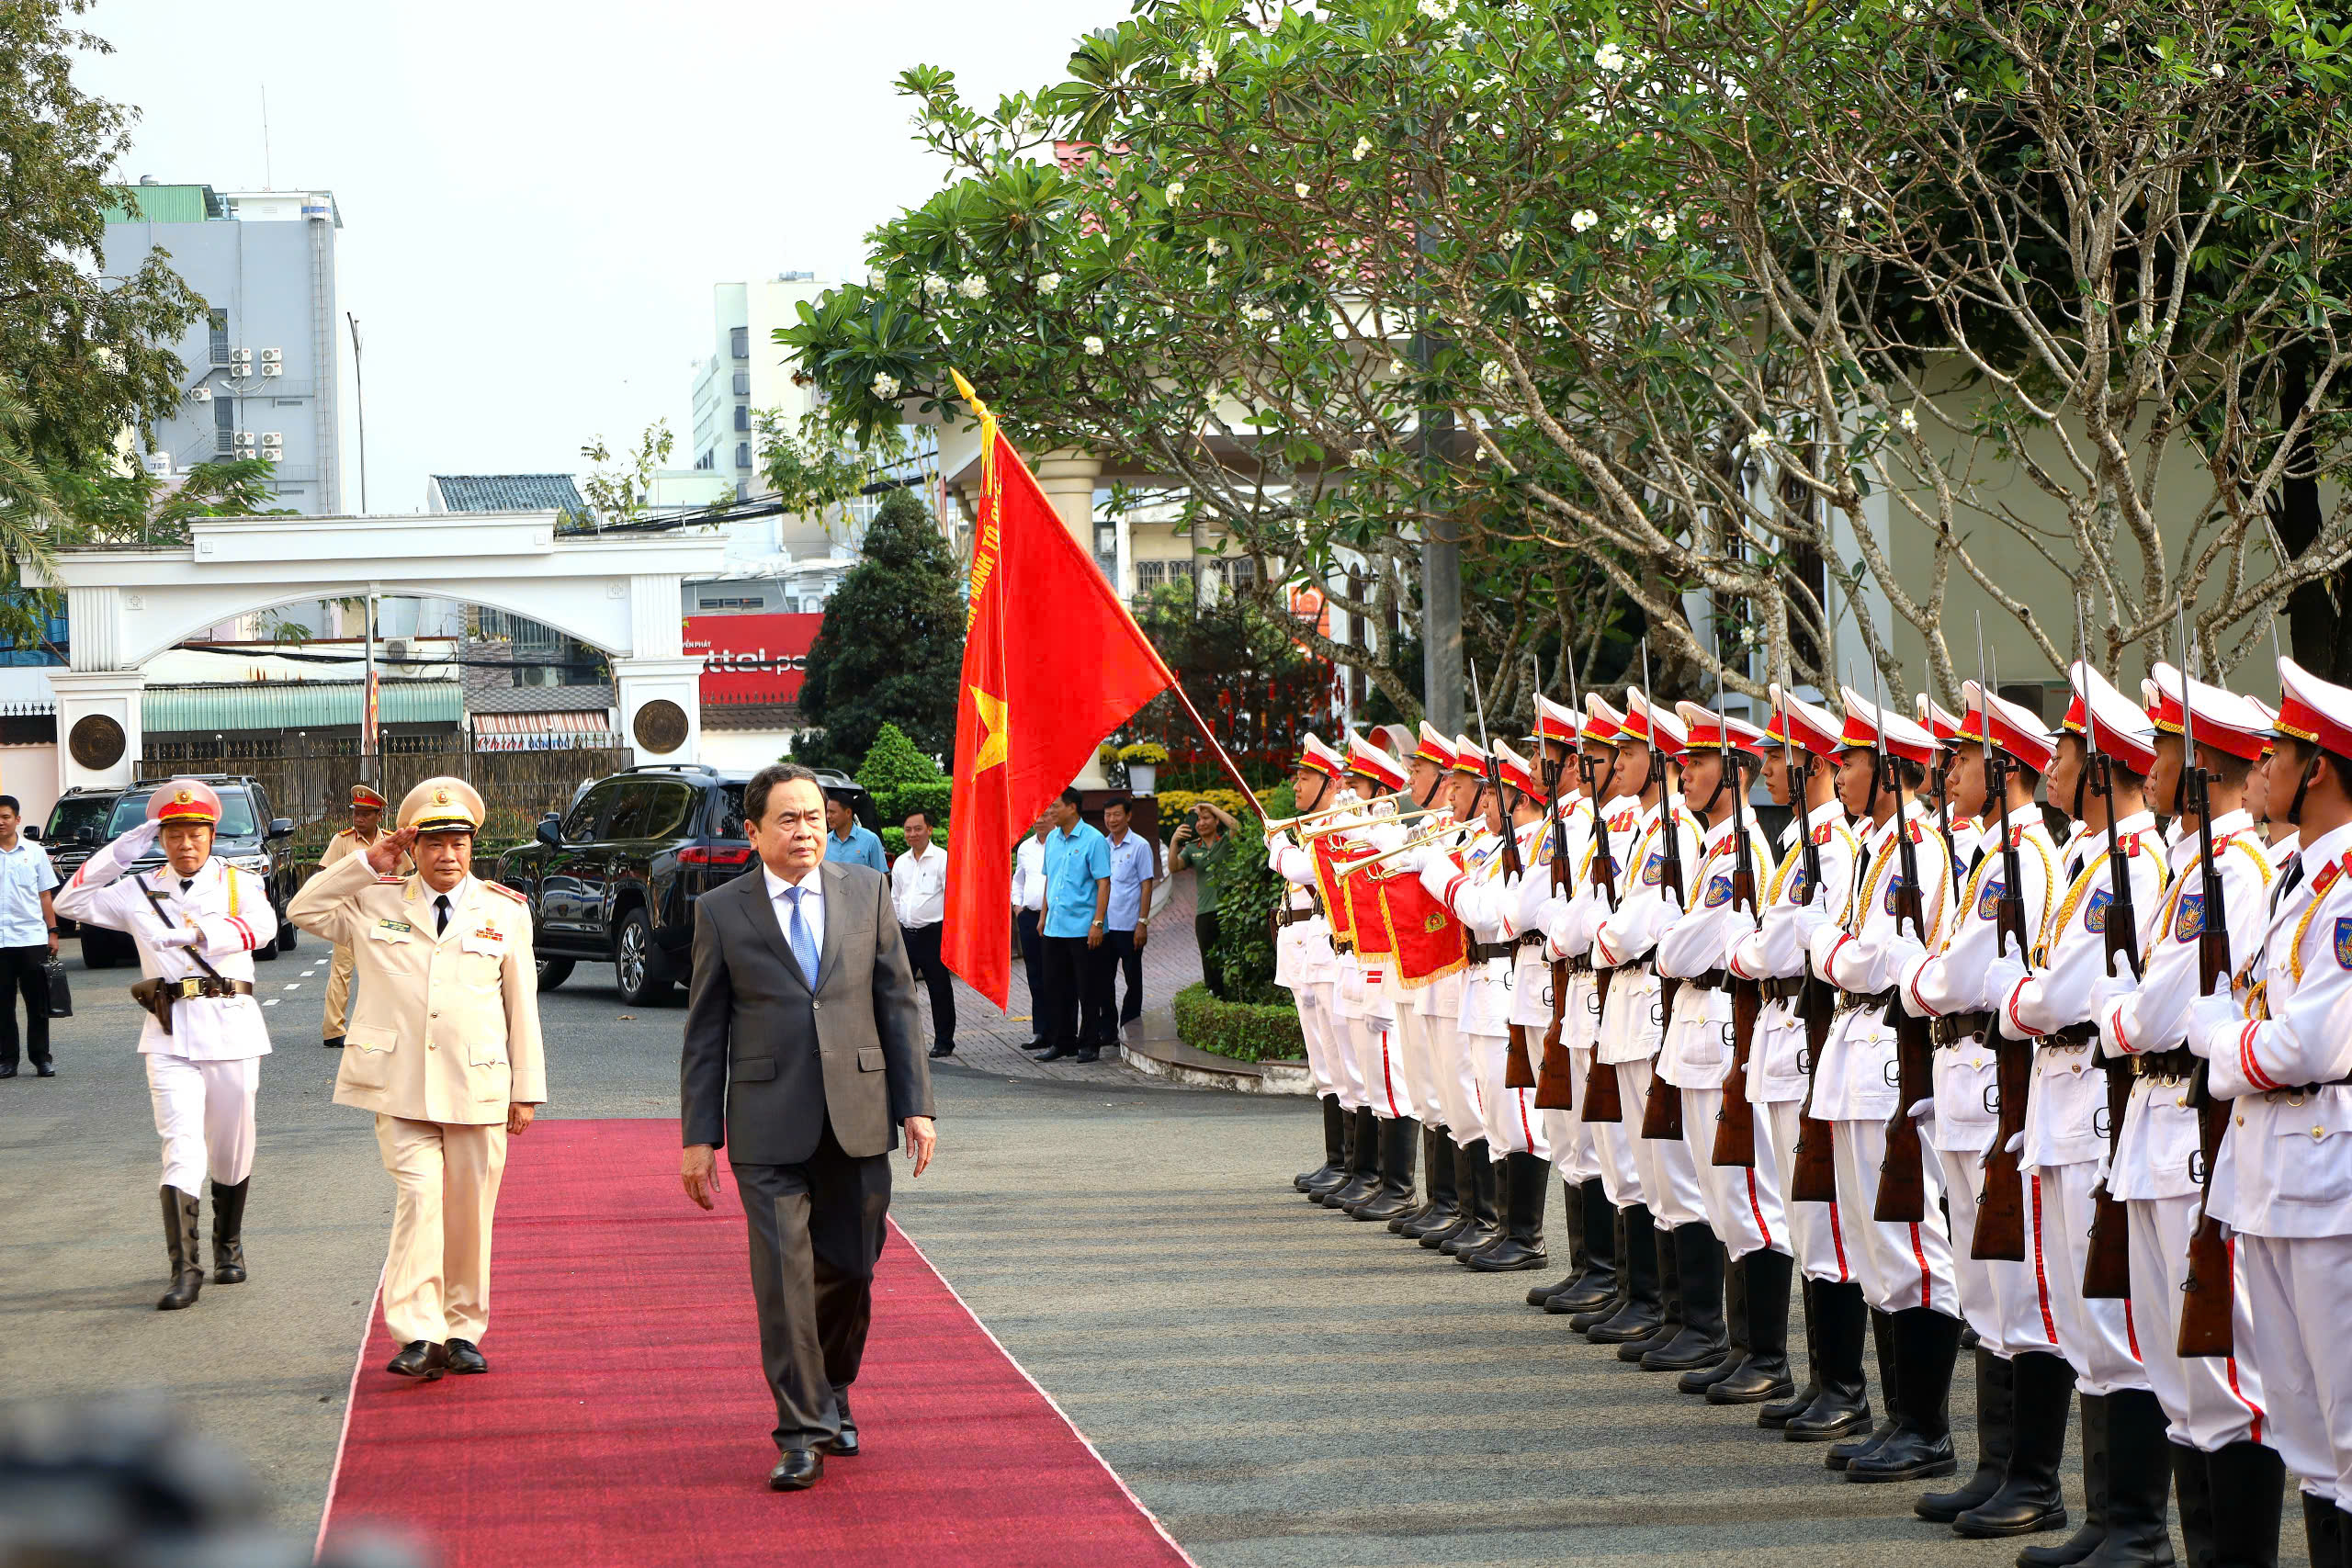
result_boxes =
[1169,798,1238,1000]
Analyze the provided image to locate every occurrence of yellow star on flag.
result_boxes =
[969,685,1009,773]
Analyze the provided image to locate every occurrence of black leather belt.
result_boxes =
[162,976,254,1000]
[1518,931,1546,949]
[1683,967,1729,993]
[2138,1047,2197,1081]
[1836,987,1896,1015]
[1566,954,1594,976]
[1761,976,1805,1003]
[2047,1022,2096,1051]
[1930,1010,1993,1048]
[1471,941,1518,963]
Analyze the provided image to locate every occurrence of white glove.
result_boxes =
[1879,930,1928,977]
[1982,955,2030,1005]
[2088,973,2132,1020]
[2185,993,2241,1056]
[151,925,201,950]
[1789,900,1834,943]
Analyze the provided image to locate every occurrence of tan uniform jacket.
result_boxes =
[320,826,413,876]
[289,852,548,1124]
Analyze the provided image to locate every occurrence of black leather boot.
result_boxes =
[209,1177,250,1285]
[1684,1247,1750,1393]
[1569,1203,1634,1329]
[1762,1276,1821,1427]
[1712,1247,1797,1404]
[1956,1350,2074,1537]
[1586,1205,1665,1342]
[156,1187,203,1311]
[1403,1129,1462,1239]
[1847,1306,1961,1483]
[2173,1442,2216,1568]
[1299,1094,1347,1191]
[1622,1217,1686,1361]
[2205,1439,2284,1568]
[2301,1495,2342,1568]
[1442,1141,1499,1255]
[1922,1347,2015,1521]
[2074,1389,2177,1567]
[1645,1223,1730,1371]
[1393,1124,1444,1233]
[1422,1142,1481,1248]
[1822,1305,1900,1466]
[1329,1108,1382,1209]
[1466,1152,1551,1270]
[2020,1393,2110,1568]
[1307,1099,1356,1200]
[1528,1179,1586,1304]
[1551,1179,1621,1314]
[1357,1117,1421,1223]
[1786,1280,1874,1443]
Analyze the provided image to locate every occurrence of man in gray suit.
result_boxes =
[680,762,938,1493]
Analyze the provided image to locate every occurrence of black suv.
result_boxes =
[69,777,301,969]
[491,763,880,1005]
[42,787,126,937]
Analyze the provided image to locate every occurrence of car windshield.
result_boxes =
[47,795,118,844]
[108,788,260,839]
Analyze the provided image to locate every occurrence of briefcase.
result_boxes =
[44,957,71,1019]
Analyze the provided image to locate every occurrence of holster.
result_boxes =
[130,978,175,1035]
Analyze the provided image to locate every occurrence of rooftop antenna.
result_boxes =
[261,85,273,190]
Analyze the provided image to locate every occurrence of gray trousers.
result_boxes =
[731,1119,892,1450]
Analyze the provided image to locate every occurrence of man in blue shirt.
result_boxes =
[0,795,58,1078]
[1037,788,1112,1062]
[1091,797,1157,1050]
[822,793,889,874]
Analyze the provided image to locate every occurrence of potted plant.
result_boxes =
[1118,740,1170,795]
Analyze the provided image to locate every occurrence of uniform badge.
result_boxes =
[1786,871,1810,905]
[2085,887,2113,934]
[1975,877,2005,920]
[2335,916,2352,970]
[2174,892,2205,943]
[1641,850,1665,886]
[1703,873,1735,908]
[1423,911,1448,934]
[1882,873,1909,914]
[378,919,412,933]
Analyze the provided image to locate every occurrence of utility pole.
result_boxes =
[1414,223,1462,732]
[346,313,368,513]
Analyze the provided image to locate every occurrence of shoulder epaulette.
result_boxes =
[1813,824,1835,846]
[485,880,528,904]
[378,874,406,884]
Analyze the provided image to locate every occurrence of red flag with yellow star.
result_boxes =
[943,382,1179,1008]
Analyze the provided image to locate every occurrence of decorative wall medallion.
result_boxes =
[633,699,688,755]
[69,714,126,770]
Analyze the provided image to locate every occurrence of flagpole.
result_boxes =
[951,368,1271,816]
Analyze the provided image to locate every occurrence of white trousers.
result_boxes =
[1589,1060,1649,1211]
[2130,1196,2267,1453]
[1394,1007,1442,1124]
[1764,1101,1852,1284]
[1476,1031,1551,1158]
[1296,985,1339,1100]
[1543,1044,1603,1185]
[1831,1117,1959,1317]
[375,1113,509,1347]
[147,1054,258,1194]
[2238,1233,2352,1505]
[1623,1061,1705,1228]
[1362,1014,1409,1121]
[1331,1008,1373,1110]
[1932,1145,2057,1359]
[2034,1159,2149,1395]
[1684,1087,1789,1258]
[1429,1014,1482,1145]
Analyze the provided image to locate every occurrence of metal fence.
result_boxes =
[137,733,630,861]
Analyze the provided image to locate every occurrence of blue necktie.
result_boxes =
[786,886,820,988]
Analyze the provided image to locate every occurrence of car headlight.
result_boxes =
[230,854,271,874]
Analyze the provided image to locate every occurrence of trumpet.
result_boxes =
[1290,803,1451,840]
[1362,818,1472,870]
[1260,796,1372,833]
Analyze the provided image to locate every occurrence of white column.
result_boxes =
[613,656,706,766]
[49,670,147,791]
[1032,451,1102,555]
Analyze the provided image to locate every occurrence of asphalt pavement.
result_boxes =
[0,893,2290,1567]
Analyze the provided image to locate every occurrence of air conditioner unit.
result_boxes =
[229,348,252,371]
[260,362,282,377]
[258,347,282,364]
[260,432,284,453]
[233,432,255,452]
[188,386,212,402]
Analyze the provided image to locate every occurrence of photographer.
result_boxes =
[1169,798,1238,999]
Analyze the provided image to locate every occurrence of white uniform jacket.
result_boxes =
[1655,815,1759,1090]
[54,829,276,1062]
[1589,800,1704,1066]
[1728,802,1861,1104]
[1422,826,1516,1036]
[1271,829,1339,990]
[1802,804,1954,1122]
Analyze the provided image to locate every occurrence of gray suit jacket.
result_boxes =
[680,860,933,1165]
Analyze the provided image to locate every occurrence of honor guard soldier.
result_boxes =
[2188,659,2352,1568]
[318,783,412,1049]
[1407,736,1501,1250]
[55,779,277,1311]
[1272,735,1354,1200]
[288,776,547,1381]
[1385,723,1465,1239]
[1340,731,1421,1223]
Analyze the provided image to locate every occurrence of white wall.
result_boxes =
[2,745,60,828]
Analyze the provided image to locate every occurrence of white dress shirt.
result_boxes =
[425,876,475,943]
[891,842,948,929]
[1012,833,1047,912]
[763,862,826,955]
[0,838,57,947]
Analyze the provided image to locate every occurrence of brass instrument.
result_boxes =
[1360,818,1470,870]
[1288,802,1449,840]
[1259,797,1366,833]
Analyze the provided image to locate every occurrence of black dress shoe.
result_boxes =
[34,1064,53,1077]
[1036,1044,1077,1061]
[928,1043,956,1058]
[388,1340,448,1381]
[0,1066,16,1079]
[822,1394,859,1458]
[446,1338,488,1374]
[768,1450,824,1491]
[323,1035,345,1049]
[1073,1048,1101,1063]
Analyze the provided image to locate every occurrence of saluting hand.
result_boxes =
[364,826,417,876]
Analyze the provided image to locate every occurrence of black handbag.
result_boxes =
[44,956,70,1019]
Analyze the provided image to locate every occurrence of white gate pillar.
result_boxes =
[614,657,705,765]
[50,670,147,791]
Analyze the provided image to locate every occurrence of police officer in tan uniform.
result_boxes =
[288,776,546,1380]
[318,783,410,1049]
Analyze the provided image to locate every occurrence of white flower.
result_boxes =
[1745,428,1772,455]
[921,272,949,299]
[1898,1,1918,17]
[1244,303,1274,322]
[1187,44,1218,84]
[870,373,901,400]
[1499,228,1523,247]
[1448,22,1471,48]
[1165,179,1186,202]
[1898,408,1919,434]
[1295,181,1312,198]
[1609,220,1633,242]
[1347,447,1374,468]
[1838,203,1855,227]
[1416,0,1457,19]
[1037,271,1062,294]
[1480,359,1508,389]
[1083,334,1106,356]
[1594,40,1626,73]
[1389,358,1408,377]
[1204,237,1228,258]
[1952,86,1971,103]
[1532,282,1556,304]
[2208,62,2224,79]
[1647,210,1679,241]
[1352,135,1374,160]
[956,275,989,301]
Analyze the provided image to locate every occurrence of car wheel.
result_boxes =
[613,907,673,1004]
[82,932,119,970]
[536,956,574,992]
[277,912,298,952]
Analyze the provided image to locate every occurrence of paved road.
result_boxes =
[0,894,2281,1567]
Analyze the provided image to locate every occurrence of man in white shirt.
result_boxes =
[1011,817,1051,1049]
[0,795,60,1079]
[1093,796,1158,1049]
[891,809,956,1059]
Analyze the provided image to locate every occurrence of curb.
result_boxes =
[1120,1034,1313,1095]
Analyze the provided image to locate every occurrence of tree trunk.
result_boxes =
[2274,351,2349,682]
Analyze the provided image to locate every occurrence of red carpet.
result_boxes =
[316,1119,1193,1568]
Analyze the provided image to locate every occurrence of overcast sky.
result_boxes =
[74,0,1122,513]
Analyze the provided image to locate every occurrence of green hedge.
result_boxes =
[1170,982,1306,1063]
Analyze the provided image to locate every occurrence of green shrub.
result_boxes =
[879,826,908,860]
[1202,779,1294,1002]
[1170,983,1305,1062]
[886,777,954,827]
